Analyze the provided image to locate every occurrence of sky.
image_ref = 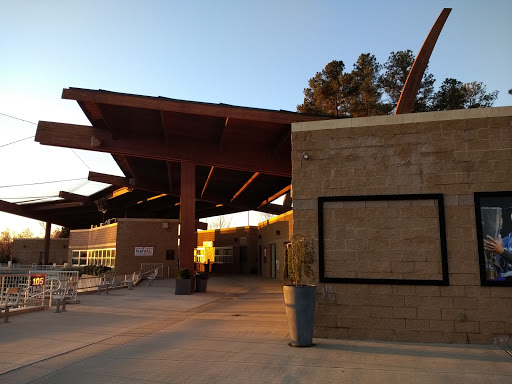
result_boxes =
[0,0,511,235]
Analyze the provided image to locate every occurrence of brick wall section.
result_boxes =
[197,227,258,274]
[69,219,179,277]
[116,219,179,277]
[291,107,512,344]
[258,211,293,279]
[12,238,69,265]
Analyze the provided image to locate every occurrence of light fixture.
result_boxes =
[302,152,310,160]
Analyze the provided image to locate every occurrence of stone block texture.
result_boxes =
[292,107,512,344]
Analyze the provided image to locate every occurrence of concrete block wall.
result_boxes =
[292,107,512,344]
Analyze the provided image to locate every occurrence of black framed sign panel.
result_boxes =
[318,194,449,286]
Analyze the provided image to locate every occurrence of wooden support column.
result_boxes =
[44,221,51,265]
[179,161,196,273]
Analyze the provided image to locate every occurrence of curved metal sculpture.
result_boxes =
[395,8,452,114]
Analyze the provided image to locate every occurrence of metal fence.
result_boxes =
[141,263,165,278]
[0,273,45,308]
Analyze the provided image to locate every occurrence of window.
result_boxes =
[70,248,116,268]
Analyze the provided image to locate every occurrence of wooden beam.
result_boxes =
[230,172,260,203]
[258,185,291,208]
[44,222,51,264]
[395,8,451,114]
[167,161,180,194]
[59,191,92,204]
[271,126,291,156]
[179,161,196,272]
[36,121,291,176]
[217,117,228,153]
[63,88,330,125]
[201,166,215,198]
[88,171,131,186]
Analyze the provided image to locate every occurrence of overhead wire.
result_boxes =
[0,178,87,189]
[0,111,94,171]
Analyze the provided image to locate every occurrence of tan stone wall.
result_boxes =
[12,238,69,265]
[258,211,293,279]
[292,107,512,344]
[323,200,443,281]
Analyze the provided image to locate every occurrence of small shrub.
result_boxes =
[177,268,190,279]
[286,234,315,286]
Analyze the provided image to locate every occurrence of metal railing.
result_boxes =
[0,273,45,308]
[141,263,164,278]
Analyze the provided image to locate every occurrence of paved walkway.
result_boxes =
[1,275,511,383]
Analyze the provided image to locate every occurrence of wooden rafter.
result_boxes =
[271,126,291,155]
[217,117,229,153]
[230,172,260,203]
[63,88,329,125]
[36,121,291,176]
[59,191,92,204]
[258,185,291,208]
[201,166,215,198]
[167,161,180,194]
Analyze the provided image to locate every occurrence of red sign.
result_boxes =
[30,274,46,287]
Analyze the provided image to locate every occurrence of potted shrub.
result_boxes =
[194,272,209,293]
[283,234,316,347]
[175,268,192,295]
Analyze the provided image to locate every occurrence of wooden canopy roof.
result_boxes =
[1,88,332,229]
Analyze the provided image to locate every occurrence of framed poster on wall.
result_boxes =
[475,191,512,286]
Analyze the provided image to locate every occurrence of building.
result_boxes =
[292,106,512,344]
[68,219,179,277]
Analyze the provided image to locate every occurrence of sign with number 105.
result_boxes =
[30,274,46,286]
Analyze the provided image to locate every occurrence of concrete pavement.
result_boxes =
[1,275,511,383]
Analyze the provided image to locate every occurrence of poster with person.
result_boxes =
[475,192,512,286]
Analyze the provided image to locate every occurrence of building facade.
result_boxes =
[292,106,512,344]
[68,219,179,276]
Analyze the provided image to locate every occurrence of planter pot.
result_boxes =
[283,285,316,347]
[175,278,193,295]
[195,278,208,293]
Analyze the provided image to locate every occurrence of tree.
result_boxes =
[297,60,350,117]
[431,79,498,111]
[51,226,70,238]
[0,229,14,262]
[17,228,34,238]
[207,215,232,230]
[347,53,390,117]
[380,50,435,112]
[298,51,498,117]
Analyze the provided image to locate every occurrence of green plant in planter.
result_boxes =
[283,234,316,347]
[177,268,191,279]
[286,234,314,286]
